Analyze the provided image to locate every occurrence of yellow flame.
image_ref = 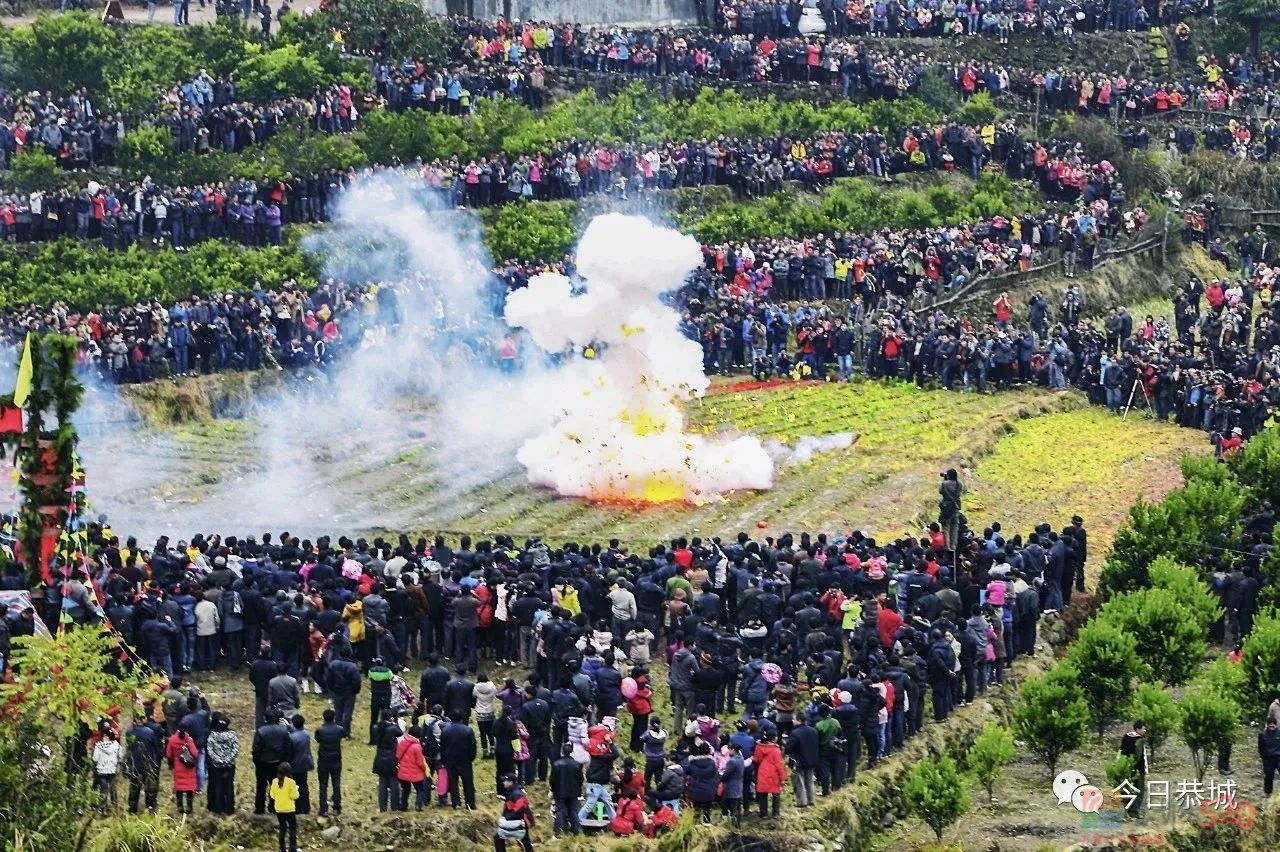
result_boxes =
[641,473,685,503]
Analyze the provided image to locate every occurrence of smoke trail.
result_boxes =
[505,213,773,503]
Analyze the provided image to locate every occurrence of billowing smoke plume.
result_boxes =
[506,214,773,503]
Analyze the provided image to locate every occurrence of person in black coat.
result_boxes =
[548,744,584,837]
[325,650,361,738]
[443,668,476,723]
[521,686,553,784]
[419,654,450,709]
[251,709,291,815]
[1260,718,1280,796]
[440,714,478,809]
[785,718,820,808]
[593,664,623,721]
[249,647,279,730]
[371,710,402,812]
[314,709,345,816]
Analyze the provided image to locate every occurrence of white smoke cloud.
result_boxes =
[505,213,773,504]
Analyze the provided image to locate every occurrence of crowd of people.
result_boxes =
[15,497,1098,844]
[711,0,1209,36]
[0,278,403,380]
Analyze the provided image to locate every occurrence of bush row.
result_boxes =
[1015,432,1280,786]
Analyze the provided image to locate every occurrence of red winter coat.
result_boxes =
[396,735,427,782]
[752,741,787,794]
[610,795,647,835]
[626,676,653,716]
[165,732,199,792]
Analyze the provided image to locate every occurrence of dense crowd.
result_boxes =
[11,502,1097,840]
[0,279,398,379]
[711,0,1209,35]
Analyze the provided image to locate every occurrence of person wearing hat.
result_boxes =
[1220,426,1245,459]
[494,772,535,852]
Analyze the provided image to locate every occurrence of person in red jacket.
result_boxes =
[165,724,199,815]
[609,786,648,835]
[626,670,653,752]
[396,725,429,811]
[752,730,787,818]
[1219,426,1245,459]
[877,599,904,650]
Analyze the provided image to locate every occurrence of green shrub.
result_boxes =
[1129,683,1178,763]
[482,201,576,264]
[5,149,66,193]
[1016,664,1089,778]
[1066,617,1143,737]
[1178,685,1240,782]
[954,92,999,127]
[1145,556,1222,632]
[966,722,1016,804]
[903,754,970,842]
[1242,611,1280,721]
[1233,427,1280,510]
[1105,752,1138,793]
[1098,588,1207,686]
[236,41,328,102]
[1103,478,1248,596]
[0,240,318,309]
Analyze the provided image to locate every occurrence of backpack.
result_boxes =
[177,737,196,768]
[420,716,442,761]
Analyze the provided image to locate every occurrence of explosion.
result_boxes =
[505,214,773,504]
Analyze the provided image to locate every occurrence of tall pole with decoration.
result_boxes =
[0,333,87,590]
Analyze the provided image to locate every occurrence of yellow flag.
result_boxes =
[12,333,32,408]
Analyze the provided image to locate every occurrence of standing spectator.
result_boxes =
[785,716,820,809]
[314,709,345,817]
[474,671,498,758]
[753,730,787,818]
[194,592,221,671]
[372,709,403,812]
[165,723,200,815]
[367,657,394,744]
[268,762,300,852]
[92,727,121,815]
[396,724,429,811]
[1119,720,1149,817]
[206,713,240,815]
[441,712,479,810]
[288,715,314,815]
[326,648,361,738]
[125,712,164,814]
[249,648,278,730]
[548,743,583,837]
[252,710,291,815]
[1259,717,1280,797]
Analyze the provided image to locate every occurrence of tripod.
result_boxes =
[1121,379,1155,421]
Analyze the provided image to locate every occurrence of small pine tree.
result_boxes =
[1016,666,1089,778]
[967,722,1016,804]
[903,754,970,842]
